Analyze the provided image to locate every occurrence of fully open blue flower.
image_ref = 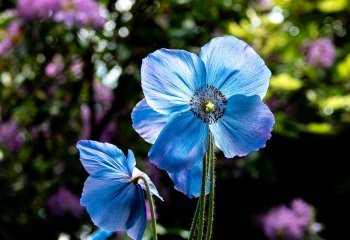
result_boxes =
[77,140,163,240]
[132,36,274,198]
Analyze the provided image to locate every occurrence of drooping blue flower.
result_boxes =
[77,140,163,240]
[132,36,274,198]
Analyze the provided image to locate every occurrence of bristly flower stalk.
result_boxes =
[133,175,158,240]
[206,133,216,240]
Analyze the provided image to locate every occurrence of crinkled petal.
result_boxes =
[209,95,274,158]
[132,167,163,201]
[168,159,210,198]
[126,187,147,240]
[81,176,137,232]
[77,140,130,179]
[87,229,113,240]
[199,36,271,99]
[141,49,206,115]
[132,99,169,144]
[149,110,209,173]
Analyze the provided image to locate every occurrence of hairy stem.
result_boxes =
[206,133,215,240]
[189,197,201,239]
[197,146,209,239]
[134,176,158,240]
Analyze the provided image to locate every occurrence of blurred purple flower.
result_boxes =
[302,38,336,68]
[47,186,84,218]
[53,0,105,29]
[261,206,306,240]
[93,82,114,107]
[30,123,52,139]
[0,20,23,58]
[45,54,64,78]
[17,0,104,29]
[291,198,313,225]
[0,118,23,152]
[7,20,22,36]
[17,0,60,20]
[70,58,84,78]
[80,82,115,140]
[259,199,315,240]
[80,104,117,142]
[0,39,12,58]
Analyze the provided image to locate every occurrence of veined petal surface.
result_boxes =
[199,36,271,99]
[77,140,130,179]
[131,99,169,144]
[209,95,274,158]
[168,159,210,198]
[126,187,147,240]
[126,149,136,176]
[149,110,209,173]
[142,49,206,115]
[81,176,137,232]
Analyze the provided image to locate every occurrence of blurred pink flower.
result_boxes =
[0,118,23,152]
[45,54,64,78]
[70,58,84,78]
[17,0,105,29]
[302,38,336,68]
[259,199,316,240]
[261,205,305,240]
[17,0,60,20]
[93,82,114,107]
[79,82,115,140]
[53,0,105,29]
[80,104,117,142]
[0,20,23,58]
[291,198,313,225]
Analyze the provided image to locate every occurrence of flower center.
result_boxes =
[190,85,227,124]
[205,101,215,112]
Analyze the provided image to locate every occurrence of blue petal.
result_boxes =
[141,49,206,115]
[126,149,136,176]
[168,159,210,198]
[87,229,113,240]
[132,167,164,201]
[209,95,274,158]
[81,176,137,232]
[77,140,130,179]
[149,110,209,173]
[126,187,147,240]
[132,99,169,144]
[199,36,271,99]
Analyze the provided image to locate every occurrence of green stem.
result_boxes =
[197,146,209,240]
[206,134,215,240]
[189,197,201,239]
[135,176,158,240]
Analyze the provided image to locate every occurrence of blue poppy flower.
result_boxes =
[77,140,163,240]
[132,36,274,198]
